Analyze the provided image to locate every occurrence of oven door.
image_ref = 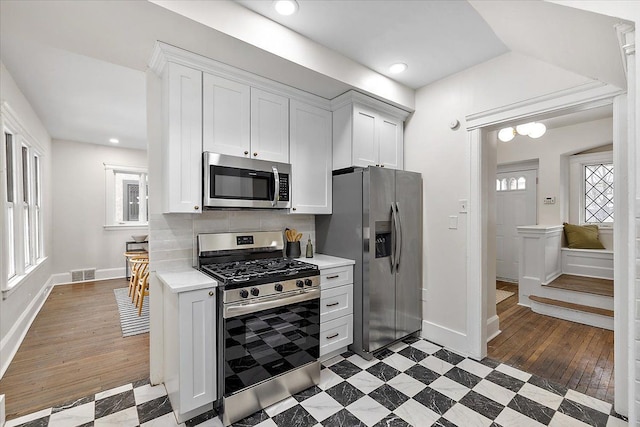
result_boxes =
[222,289,320,397]
[203,152,291,209]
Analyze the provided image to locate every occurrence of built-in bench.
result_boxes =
[561,247,613,280]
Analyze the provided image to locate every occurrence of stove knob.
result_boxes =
[239,289,249,298]
[305,279,313,287]
[296,280,304,288]
[250,288,260,297]
[274,283,283,292]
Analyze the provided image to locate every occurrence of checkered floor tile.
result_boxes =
[5,337,628,427]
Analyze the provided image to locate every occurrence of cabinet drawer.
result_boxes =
[319,314,353,357]
[321,285,353,323]
[320,266,352,289]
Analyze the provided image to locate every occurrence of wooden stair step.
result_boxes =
[544,274,613,297]
[529,296,613,318]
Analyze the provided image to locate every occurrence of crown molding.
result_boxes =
[330,90,412,119]
[148,41,331,110]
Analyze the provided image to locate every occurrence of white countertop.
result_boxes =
[157,269,218,294]
[300,253,355,269]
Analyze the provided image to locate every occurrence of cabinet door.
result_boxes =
[203,74,250,158]
[178,288,216,413]
[251,88,289,163]
[378,114,403,170]
[165,62,202,213]
[352,106,378,168]
[289,100,332,214]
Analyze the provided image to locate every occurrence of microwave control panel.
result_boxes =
[279,173,290,201]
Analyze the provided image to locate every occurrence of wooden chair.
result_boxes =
[135,268,150,316]
[128,257,149,303]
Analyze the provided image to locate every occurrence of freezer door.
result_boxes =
[365,167,397,353]
[394,170,423,339]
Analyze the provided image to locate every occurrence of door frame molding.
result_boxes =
[464,81,631,415]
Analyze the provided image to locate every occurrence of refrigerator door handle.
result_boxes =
[395,203,403,270]
[390,203,397,273]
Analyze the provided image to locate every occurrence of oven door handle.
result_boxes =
[224,288,319,318]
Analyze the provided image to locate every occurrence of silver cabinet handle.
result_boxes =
[326,333,339,340]
[325,302,339,307]
[326,275,339,279]
[272,166,279,207]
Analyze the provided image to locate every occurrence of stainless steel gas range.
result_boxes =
[197,231,321,426]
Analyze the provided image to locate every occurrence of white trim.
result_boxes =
[421,320,470,357]
[464,81,631,417]
[0,394,5,427]
[486,315,501,342]
[497,159,539,174]
[569,150,614,226]
[329,90,412,118]
[0,275,53,378]
[103,224,150,231]
[149,41,331,111]
[103,163,147,173]
[466,81,623,131]
[0,102,45,154]
[2,256,48,299]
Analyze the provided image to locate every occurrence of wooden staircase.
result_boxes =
[528,274,614,330]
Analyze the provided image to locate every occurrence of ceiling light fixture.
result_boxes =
[109,138,119,144]
[498,121,546,142]
[273,0,298,16]
[497,127,516,142]
[389,63,408,74]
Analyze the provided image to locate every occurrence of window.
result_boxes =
[104,164,148,228]
[569,150,613,226]
[584,163,614,224]
[496,175,526,192]
[3,126,45,286]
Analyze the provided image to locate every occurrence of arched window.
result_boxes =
[501,179,507,191]
[496,179,501,191]
[509,178,517,190]
[517,176,526,190]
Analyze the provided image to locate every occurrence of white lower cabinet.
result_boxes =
[319,265,354,359]
[164,287,217,423]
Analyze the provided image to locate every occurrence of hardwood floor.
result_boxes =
[488,281,614,403]
[0,279,149,420]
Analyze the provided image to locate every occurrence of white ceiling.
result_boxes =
[0,1,629,150]
[235,0,509,89]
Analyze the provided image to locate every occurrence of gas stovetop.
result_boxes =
[200,257,318,288]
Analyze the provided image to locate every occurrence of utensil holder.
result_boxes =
[285,241,301,258]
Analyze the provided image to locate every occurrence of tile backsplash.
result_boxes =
[149,210,315,272]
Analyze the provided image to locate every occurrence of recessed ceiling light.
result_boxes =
[274,0,298,15]
[389,63,408,74]
[109,138,119,144]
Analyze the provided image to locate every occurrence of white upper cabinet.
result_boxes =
[332,91,409,171]
[290,100,332,214]
[251,88,289,163]
[203,74,251,158]
[163,62,203,214]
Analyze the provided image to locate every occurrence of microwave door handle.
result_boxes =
[272,166,279,207]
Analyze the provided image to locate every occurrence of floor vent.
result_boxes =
[83,269,96,281]
[70,269,96,282]
[71,270,84,282]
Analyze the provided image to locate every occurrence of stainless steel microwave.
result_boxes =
[203,152,291,209]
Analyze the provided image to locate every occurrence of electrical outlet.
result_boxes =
[459,199,468,213]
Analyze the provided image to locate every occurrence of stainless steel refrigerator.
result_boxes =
[316,166,422,360]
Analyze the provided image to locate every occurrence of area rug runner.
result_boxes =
[496,289,515,304]
[114,287,149,337]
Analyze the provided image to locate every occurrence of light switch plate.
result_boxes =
[449,215,458,229]
[459,199,468,213]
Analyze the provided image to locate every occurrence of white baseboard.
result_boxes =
[530,299,614,330]
[487,314,501,342]
[421,320,470,358]
[51,267,125,286]
[0,394,5,427]
[0,276,53,379]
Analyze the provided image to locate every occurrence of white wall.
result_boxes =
[497,117,613,225]
[51,139,147,278]
[0,62,53,376]
[404,51,593,354]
